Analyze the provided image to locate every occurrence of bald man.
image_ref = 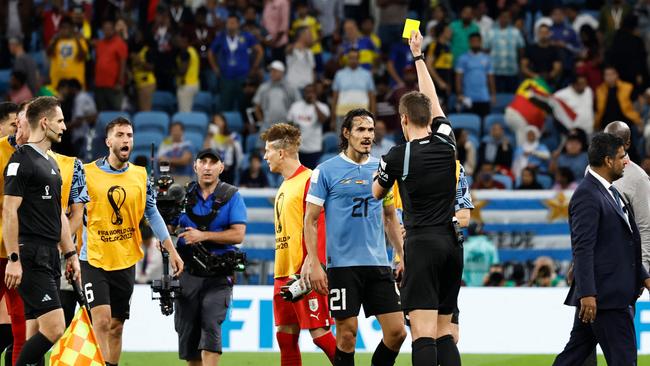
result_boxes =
[605,121,650,271]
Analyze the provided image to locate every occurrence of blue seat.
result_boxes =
[223,111,244,134]
[245,133,259,154]
[0,69,11,95]
[184,131,205,153]
[483,113,506,133]
[467,133,480,149]
[133,111,170,135]
[96,111,131,135]
[448,113,481,137]
[537,174,553,189]
[152,91,177,115]
[322,132,339,154]
[130,147,152,162]
[494,93,514,113]
[493,174,513,190]
[133,131,164,151]
[319,153,337,164]
[192,92,214,115]
[172,112,209,135]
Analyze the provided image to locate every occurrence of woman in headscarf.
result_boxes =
[512,125,550,179]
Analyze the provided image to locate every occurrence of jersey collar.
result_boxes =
[339,152,371,165]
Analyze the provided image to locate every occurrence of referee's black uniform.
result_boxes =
[376,116,461,315]
[4,145,63,319]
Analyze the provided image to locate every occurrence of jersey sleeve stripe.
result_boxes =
[305,194,325,207]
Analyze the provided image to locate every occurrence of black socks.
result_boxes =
[412,337,437,366]
[437,335,461,366]
[371,340,399,366]
[15,332,53,366]
[334,347,355,366]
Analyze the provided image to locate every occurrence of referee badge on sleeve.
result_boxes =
[6,162,19,176]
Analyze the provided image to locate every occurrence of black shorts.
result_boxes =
[327,266,401,319]
[80,261,135,320]
[401,226,463,315]
[18,244,61,320]
[174,272,232,360]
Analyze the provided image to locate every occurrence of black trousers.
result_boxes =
[553,307,636,366]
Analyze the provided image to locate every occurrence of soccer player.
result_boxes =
[261,123,337,365]
[3,96,81,365]
[303,109,406,366]
[80,117,183,366]
[373,30,460,366]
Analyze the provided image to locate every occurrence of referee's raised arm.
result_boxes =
[409,30,445,120]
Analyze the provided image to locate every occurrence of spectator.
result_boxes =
[565,5,599,34]
[599,0,632,46]
[239,154,269,188]
[595,66,642,132]
[425,22,453,107]
[175,33,200,113]
[425,5,447,46]
[0,102,18,138]
[642,157,650,176]
[285,27,315,91]
[47,16,88,90]
[484,264,506,287]
[262,0,290,63]
[157,122,194,179]
[606,14,649,92]
[512,125,551,179]
[529,257,564,287]
[455,128,477,176]
[550,130,589,184]
[552,166,578,191]
[450,5,480,66]
[253,61,301,132]
[286,84,329,169]
[209,14,263,111]
[331,48,375,132]
[190,6,218,92]
[42,0,63,49]
[309,0,344,50]
[549,7,581,75]
[517,167,543,190]
[8,71,32,104]
[521,24,562,86]
[8,36,39,95]
[484,10,525,93]
[474,1,494,40]
[386,66,419,127]
[339,19,377,71]
[472,163,506,190]
[94,19,128,111]
[203,113,243,184]
[130,31,156,111]
[463,222,499,287]
[0,0,34,68]
[455,32,496,119]
[386,39,413,87]
[150,7,176,92]
[169,0,194,30]
[376,0,408,53]
[554,74,594,135]
[67,78,97,158]
[204,0,230,30]
[478,123,513,171]
[242,5,264,43]
[291,2,323,74]
[360,17,381,53]
[576,25,603,92]
[370,120,395,159]
[70,5,92,41]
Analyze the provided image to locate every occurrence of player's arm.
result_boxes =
[455,165,474,228]
[383,203,404,274]
[302,202,328,295]
[68,159,89,235]
[373,152,398,200]
[410,29,444,119]
[2,195,22,289]
[59,209,80,282]
[455,208,470,228]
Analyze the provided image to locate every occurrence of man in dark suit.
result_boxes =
[554,132,650,366]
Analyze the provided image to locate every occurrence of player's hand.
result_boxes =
[309,260,328,296]
[394,261,404,286]
[408,29,423,57]
[178,227,204,244]
[5,261,22,289]
[66,255,81,283]
[579,296,597,323]
[300,256,312,290]
[170,251,184,277]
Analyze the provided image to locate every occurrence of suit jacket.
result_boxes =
[565,172,650,309]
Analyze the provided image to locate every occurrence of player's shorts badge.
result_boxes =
[309,298,319,312]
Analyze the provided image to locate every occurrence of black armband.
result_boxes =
[64,250,77,259]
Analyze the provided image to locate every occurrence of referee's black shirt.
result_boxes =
[376,117,457,229]
[4,145,62,245]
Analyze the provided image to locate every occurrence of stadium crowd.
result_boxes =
[4,0,650,289]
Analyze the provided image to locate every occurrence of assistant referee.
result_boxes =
[372,30,461,366]
[2,96,81,366]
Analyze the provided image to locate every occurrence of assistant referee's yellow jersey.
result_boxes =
[84,161,147,271]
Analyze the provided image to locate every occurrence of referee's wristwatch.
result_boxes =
[413,54,425,63]
[8,252,18,263]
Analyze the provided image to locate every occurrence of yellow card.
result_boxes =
[402,18,420,39]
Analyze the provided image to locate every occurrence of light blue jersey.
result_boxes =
[306,153,389,268]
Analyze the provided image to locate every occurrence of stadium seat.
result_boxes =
[192,92,214,115]
[483,113,506,132]
[494,93,514,113]
[448,113,481,137]
[223,111,244,134]
[537,174,553,189]
[96,111,131,136]
[184,131,205,153]
[0,69,11,95]
[152,91,177,115]
[245,133,259,154]
[133,111,170,135]
[322,132,339,154]
[319,153,337,164]
[467,133,480,149]
[131,147,152,162]
[493,174,513,189]
[134,131,164,151]
[172,112,209,135]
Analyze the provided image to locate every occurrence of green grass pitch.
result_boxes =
[115,352,650,365]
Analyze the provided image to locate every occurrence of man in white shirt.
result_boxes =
[287,84,329,169]
[554,74,594,135]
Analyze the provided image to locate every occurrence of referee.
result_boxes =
[2,96,81,365]
[373,30,460,366]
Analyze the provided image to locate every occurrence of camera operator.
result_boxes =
[172,148,247,366]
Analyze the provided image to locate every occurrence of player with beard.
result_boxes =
[303,109,406,366]
[2,96,81,365]
[80,117,184,366]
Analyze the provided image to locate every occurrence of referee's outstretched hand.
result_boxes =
[408,29,423,57]
[5,260,22,289]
